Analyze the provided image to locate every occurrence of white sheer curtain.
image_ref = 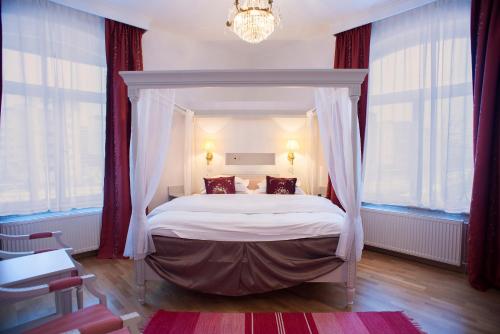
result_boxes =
[0,0,106,215]
[363,0,473,213]
[304,109,318,195]
[315,88,363,261]
[183,109,194,195]
[124,89,175,260]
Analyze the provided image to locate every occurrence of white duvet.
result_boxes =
[147,194,346,241]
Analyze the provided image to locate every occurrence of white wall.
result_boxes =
[192,115,314,194]
[142,28,334,71]
[141,27,335,113]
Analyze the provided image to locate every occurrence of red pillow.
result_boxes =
[266,176,297,195]
[204,176,236,194]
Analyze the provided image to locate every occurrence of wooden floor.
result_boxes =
[3,251,500,333]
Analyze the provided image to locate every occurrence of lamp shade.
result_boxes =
[286,139,299,151]
[203,141,215,151]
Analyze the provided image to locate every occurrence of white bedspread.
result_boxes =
[147,194,346,241]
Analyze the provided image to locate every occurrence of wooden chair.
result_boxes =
[0,231,87,308]
[0,231,70,259]
[0,274,140,334]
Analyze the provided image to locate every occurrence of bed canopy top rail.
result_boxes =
[119,69,367,91]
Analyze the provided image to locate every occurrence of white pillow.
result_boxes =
[201,175,250,194]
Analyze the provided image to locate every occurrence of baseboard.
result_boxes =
[364,245,466,273]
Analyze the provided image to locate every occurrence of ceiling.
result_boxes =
[105,0,385,40]
[53,0,436,41]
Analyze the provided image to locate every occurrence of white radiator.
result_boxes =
[0,209,101,254]
[361,206,465,266]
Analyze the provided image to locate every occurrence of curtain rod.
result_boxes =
[175,104,316,116]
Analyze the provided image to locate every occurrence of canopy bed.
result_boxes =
[119,69,368,305]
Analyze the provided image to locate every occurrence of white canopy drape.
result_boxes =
[183,109,195,195]
[124,89,175,260]
[304,110,317,195]
[315,88,363,261]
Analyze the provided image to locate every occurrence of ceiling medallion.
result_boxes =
[226,0,280,44]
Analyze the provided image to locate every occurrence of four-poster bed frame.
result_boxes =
[119,69,368,305]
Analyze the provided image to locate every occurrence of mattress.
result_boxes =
[147,194,345,242]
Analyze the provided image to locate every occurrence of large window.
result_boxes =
[363,0,473,213]
[0,0,106,215]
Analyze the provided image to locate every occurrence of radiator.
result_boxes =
[361,206,465,266]
[0,208,101,254]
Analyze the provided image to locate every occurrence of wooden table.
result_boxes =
[0,249,77,316]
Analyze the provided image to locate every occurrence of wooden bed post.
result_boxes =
[128,87,141,169]
[346,86,361,306]
[128,87,146,305]
[346,244,357,305]
[134,260,146,305]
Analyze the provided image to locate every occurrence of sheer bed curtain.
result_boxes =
[183,109,194,195]
[0,0,106,215]
[304,110,318,195]
[124,89,175,260]
[316,88,363,260]
[363,0,473,213]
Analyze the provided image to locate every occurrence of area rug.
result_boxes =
[143,310,425,334]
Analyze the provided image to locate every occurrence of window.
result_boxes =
[363,0,473,213]
[0,0,106,215]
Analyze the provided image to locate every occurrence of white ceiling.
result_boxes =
[52,0,436,40]
[105,0,386,40]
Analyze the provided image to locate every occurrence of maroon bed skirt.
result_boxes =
[145,235,344,296]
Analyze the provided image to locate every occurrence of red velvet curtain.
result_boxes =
[98,19,145,259]
[467,0,500,290]
[0,5,2,217]
[326,24,371,207]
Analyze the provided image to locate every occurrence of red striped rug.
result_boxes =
[143,311,425,334]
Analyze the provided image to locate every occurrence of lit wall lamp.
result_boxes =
[286,139,299,166]
[204,141,214,165]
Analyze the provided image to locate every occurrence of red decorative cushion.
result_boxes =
[48,276,83,292]
[266,176,297,195]
[204,176,236,194]
[29,232,53,239]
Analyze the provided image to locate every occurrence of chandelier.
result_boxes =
[226,0,279,44]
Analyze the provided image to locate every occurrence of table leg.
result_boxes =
[55,289,73,315]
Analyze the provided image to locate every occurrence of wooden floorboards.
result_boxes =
[2,250,500,333]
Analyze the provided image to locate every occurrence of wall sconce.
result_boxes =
[204,141,214,165]
[286,139,299,166]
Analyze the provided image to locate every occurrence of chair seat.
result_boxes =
[25,304,122,334]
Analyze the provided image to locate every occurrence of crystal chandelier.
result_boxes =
[226,0,279,44]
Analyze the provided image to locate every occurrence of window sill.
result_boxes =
[0,208,102,224]
[361,202,469,223]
